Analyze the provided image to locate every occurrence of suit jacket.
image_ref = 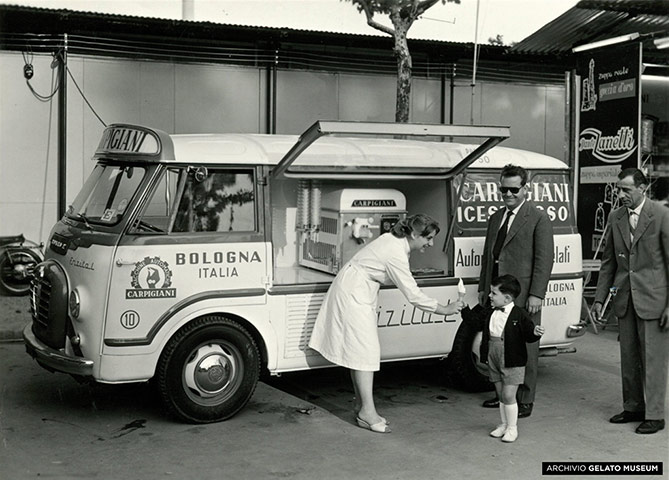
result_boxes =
[595,199,669,320]
[478,200,555,307]
[480,305,541,367]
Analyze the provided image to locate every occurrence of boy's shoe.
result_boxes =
[501,426,518,443]
[489,424,507,438]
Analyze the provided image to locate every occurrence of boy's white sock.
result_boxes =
[489,402,508,438]
[502,403,519,442]
[504,402,518,428]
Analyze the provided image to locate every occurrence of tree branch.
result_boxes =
[415,0,442,16]
[359,2,395,36]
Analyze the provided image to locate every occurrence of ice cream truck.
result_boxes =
[24,121,585,423]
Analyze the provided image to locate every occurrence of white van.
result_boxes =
[24,121,585,423]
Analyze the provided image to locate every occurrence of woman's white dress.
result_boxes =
[308,233,439,371]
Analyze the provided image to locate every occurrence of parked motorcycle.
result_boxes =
[0,234,44,296]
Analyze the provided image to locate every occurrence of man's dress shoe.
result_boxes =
[609,411,645,424]
[635,420,665,434]
[518,403,533,418]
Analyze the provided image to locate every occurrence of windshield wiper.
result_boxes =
[66,205,92,230]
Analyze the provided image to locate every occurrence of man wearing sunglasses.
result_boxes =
[478,164,555,419]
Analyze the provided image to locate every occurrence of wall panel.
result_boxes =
[175,64,260,133]
[275,70,339,134]
[0,53,59,239]
[338,73,396,122]
[0,50,567,244]
[411,77,443,124]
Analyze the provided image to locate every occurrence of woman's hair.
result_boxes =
[391,213,440,239]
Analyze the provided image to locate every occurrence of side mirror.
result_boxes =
[188,166,208,183]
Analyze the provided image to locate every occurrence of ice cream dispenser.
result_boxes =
[297,186,407,274]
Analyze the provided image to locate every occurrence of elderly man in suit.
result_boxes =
[593,168,669,435]
[478,164,554,418]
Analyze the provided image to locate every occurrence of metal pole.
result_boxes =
[450,63,455,125]
[440,69,446,125]
[57,33,68,219]
[271,48,278,134]
[470,0,480,125]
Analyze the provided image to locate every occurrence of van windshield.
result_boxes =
[66,164,146,226]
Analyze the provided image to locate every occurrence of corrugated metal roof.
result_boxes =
[0,3,470,46]
[0,3,570,83]
[511,0,669,56]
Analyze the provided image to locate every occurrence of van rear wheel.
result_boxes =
[156,316,260,423]
[448,318,494,392]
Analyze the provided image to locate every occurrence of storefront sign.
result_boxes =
[454,171,575,236]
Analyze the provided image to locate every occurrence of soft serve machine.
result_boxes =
[296,182,407,274]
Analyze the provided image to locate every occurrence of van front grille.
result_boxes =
[30,262,68,350]
[31,276,52,330]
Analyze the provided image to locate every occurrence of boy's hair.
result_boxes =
[491,274,521,299]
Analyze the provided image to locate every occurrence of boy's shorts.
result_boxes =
[487,337,525,385]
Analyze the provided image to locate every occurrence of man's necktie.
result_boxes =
[629,210,638,236]
[492,209,512,260]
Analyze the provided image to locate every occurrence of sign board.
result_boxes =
[575,42,642,260]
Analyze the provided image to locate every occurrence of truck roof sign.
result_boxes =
[96,125,161,156]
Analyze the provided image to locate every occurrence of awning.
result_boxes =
[271,121,510,180]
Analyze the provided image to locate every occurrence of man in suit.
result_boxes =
[478,164,554,418]
[593,168,669,435]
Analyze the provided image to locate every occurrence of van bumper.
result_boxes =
[23,324,94,377]
[567,322,587,338]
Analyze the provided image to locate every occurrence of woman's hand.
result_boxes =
[440,300,464,316]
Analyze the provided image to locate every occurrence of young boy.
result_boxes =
[481,274,544,443]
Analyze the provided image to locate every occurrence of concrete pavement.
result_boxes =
[0,294,30,341]
[1,294,667,479]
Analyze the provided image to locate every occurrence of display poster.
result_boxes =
[576,42,642,260]
[453,171,575,237]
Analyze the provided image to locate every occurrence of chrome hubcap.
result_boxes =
[184,344,236,398]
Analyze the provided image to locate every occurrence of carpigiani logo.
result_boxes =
[126,256,177,299]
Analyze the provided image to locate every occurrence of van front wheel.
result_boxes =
[156,316,260,423]
[448,319,494,392]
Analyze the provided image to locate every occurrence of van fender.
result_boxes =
[156,297,278,372]
[103,291,279,376]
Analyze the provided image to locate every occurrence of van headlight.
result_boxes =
[69,289,81,319]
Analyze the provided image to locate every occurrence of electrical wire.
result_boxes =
[23,49,61,101]
[2,32,567,84]
[65,66,107,127]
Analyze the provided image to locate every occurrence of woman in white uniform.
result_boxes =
[308,214,464,433]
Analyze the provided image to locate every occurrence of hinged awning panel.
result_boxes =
[271,121,510,180]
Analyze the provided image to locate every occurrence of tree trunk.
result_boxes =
[392,19,412,123]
